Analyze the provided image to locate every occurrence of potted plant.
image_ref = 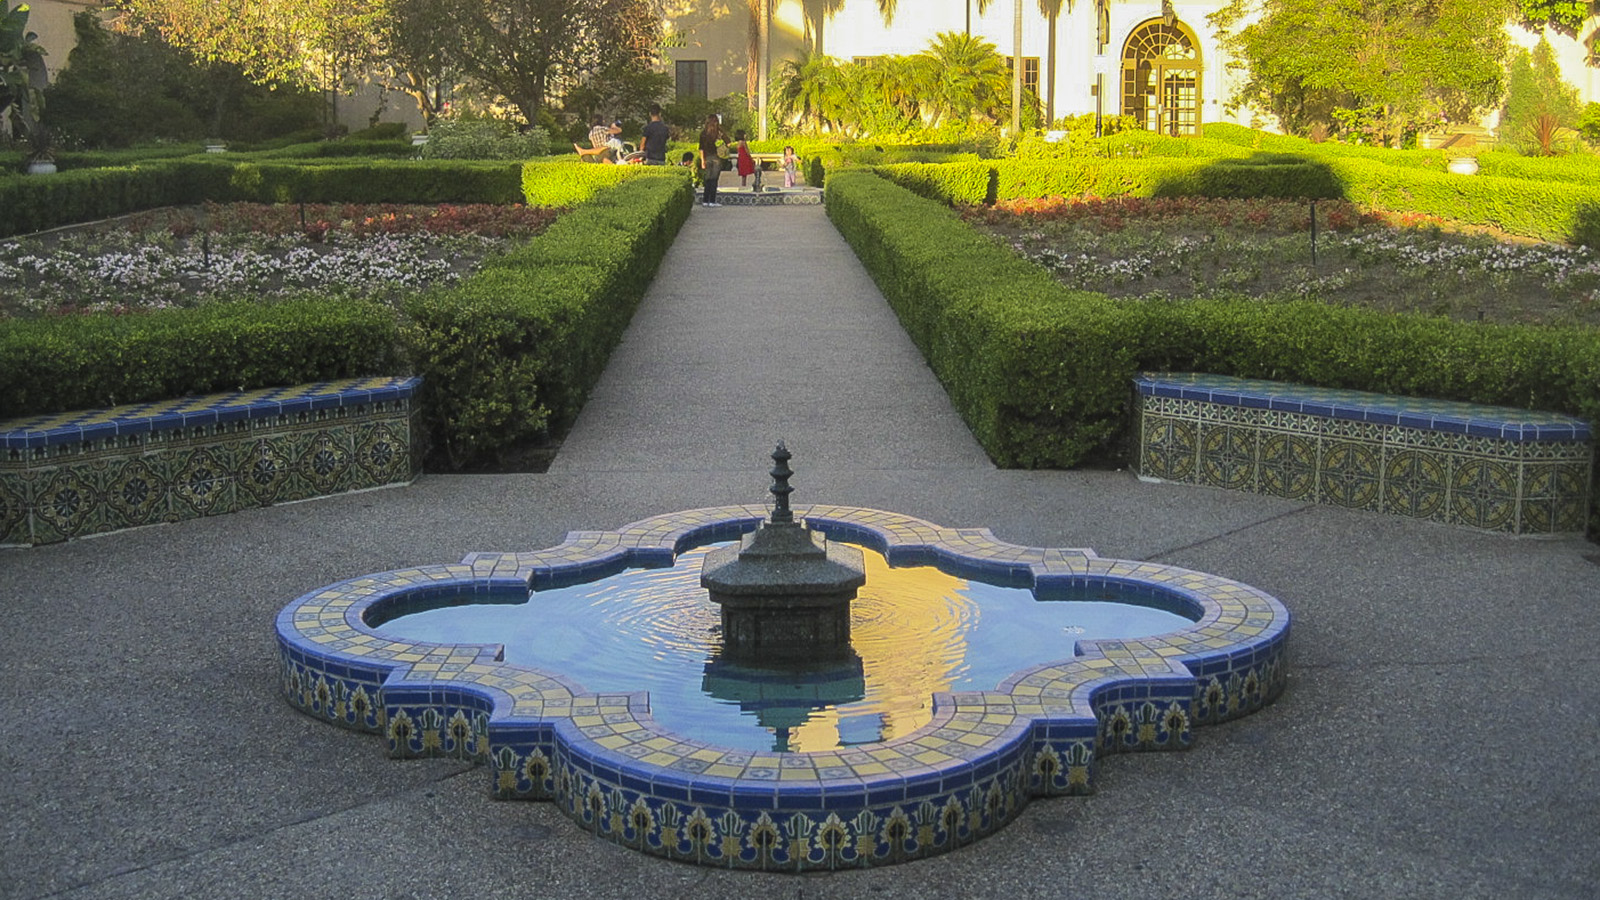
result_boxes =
[22,122,54,174]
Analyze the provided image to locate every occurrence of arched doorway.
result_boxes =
[1120,19,1202,136]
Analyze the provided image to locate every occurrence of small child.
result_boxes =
[679,150,699,187]
[782,145,798,188]
[734,130,756,188]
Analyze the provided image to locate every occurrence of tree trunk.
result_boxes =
[1045,10,1056,126]
[1011,0,1022,136]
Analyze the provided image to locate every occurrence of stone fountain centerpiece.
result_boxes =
[701,444,865,662]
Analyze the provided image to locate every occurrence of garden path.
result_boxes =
[549,203,994,475]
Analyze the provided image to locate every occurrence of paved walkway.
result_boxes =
[550,203,991,475]
[2,202,1598,900]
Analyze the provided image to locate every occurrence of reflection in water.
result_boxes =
[374,543,1193,752]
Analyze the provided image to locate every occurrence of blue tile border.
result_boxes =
[277,506,1291,871]
[0,376,421,450]
[1134,372,1591,442]
[1134,372,1594,534]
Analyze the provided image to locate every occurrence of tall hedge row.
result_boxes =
[404,171,694,466]
[824,171,1600,531]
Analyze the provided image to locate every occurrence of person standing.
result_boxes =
[782,145,799,188]
[734,130,755,188]
[697,114,725,207]
[640,103,669,166]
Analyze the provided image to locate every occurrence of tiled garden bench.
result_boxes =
[0,376,420,546]
[1134,373,1593,535]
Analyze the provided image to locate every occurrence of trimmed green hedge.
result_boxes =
[824,171,1600,532]
[1323,157,1600,245]
[0,159,526,237]
[405,173,694,466]
[871,151,1600,246]
[876,157,1344,206]
[520,158,686,207]
[1,166,692,474]
[0,299,401,417]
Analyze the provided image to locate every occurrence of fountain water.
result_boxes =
[276,447,1292,871]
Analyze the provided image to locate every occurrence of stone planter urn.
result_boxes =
[1447,156,1479,175]
[25,159,56,175]
[204,142,227,154]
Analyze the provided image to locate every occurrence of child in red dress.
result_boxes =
[734,130,756,189]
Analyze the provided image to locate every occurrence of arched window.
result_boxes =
[1120,19,1202,136]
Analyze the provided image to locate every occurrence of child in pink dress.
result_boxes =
[782,146,798,188]
[734,130,756,188]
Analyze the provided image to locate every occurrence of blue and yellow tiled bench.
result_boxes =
[1134,373,1594,534]
[0,376,421,546]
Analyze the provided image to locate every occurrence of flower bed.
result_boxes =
[966,196,1600,328]
[0,203,559,318]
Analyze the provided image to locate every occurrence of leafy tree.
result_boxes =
[1501,37,1584,153]
[1211,0,1516,146]
[111,0,385,130]
[1514,0,1593,36]
[47,11,321,146]
[435,0,663,126]
[377,0,460,122]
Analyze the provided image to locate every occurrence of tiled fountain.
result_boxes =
[277,448,1290,870]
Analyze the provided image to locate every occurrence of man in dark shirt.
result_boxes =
[640,103,670,165]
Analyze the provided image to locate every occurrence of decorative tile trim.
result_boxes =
[1134,372,1591,442]
[277,506,1291,871]
[712,188,823,206]
[0,377,420,546]
[1134,372,1594,535]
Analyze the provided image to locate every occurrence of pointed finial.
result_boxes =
[769,442,794,524]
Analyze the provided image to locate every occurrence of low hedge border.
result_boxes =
[404,171,694,466]
[0,299,401,418]
[520,158,684,207]
[823,170,1600,535]
[0,167,693,475]
[0,159,527,237]
[871,155,1600,246]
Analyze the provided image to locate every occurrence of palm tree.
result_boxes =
[774,49,845,134]
[800,0,845,55]
[965,0,997,36]
[1011,0,1022,135]
[917,31,1009,127]
[1037,0,1067,125]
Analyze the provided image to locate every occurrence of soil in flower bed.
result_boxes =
[0,202,560,318]
[965,196,1600,328]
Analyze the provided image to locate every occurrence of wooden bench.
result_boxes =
[1133,372,1593,534]
[0,376,420,545]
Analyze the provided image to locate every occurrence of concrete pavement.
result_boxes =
[3,202,1597,899]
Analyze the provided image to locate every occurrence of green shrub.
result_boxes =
[824,170,1600,532]
[0,159,526,236]
[0,299,400,417]
[420,118,551,160]
[873,157,1343,206]
[405,175,693,466]
[520,158,688,207]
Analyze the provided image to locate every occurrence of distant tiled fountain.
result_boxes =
[278,446,1291,871]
